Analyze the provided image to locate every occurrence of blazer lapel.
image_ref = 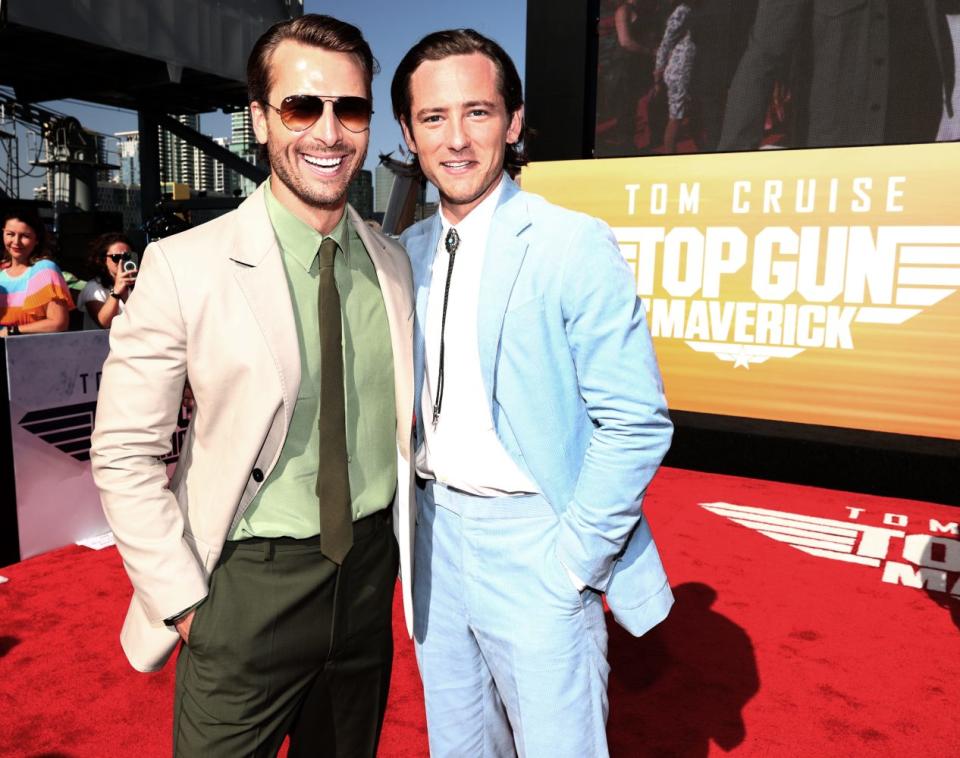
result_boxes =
[407,215,442,441]
[477,182,531,409]
[229,185,301,429]
[350,205,415,460]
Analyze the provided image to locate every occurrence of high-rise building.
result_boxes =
[374,164,395,214]
[115,130,140,187]
[95,133,112,183]
[158,114,200,186]
[231,109,257,152]
[348,170,374,219]
[227,109,262,197]
[212,137,229,195]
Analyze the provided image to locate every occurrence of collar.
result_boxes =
[264,180,348,270]
[439,173,506,244]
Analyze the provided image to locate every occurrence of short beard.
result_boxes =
[267,139,366,210]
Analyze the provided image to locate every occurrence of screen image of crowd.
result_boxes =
[595,0,960,157]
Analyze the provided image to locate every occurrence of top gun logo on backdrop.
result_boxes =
[19,401,191,464]
[613,176,960,368]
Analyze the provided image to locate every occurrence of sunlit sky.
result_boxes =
[18,1,526,193]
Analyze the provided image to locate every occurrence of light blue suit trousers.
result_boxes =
[415,482,610,758]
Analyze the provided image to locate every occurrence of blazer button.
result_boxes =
[252,468,265,483]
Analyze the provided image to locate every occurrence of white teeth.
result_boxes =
[444,161,470,168]
[303,155,343,167]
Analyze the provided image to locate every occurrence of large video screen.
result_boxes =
[522,143,960,441]
[595,0,960,158]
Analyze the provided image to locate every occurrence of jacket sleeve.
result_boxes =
[90,242,208,624]
[717,0,809,150]
[554,217,673,591]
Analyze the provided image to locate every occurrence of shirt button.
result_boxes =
[252,468,265,483]
[347,455,353,463]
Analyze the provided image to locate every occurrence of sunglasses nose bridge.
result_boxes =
[307,99,345,143]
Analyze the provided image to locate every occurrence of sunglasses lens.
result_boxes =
[333,97,372,132]
[279,96,326,131]
[278,96,372,132]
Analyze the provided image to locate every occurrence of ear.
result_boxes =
[506,105,524,146]
[250,101,269,146]
[400,118,418,155]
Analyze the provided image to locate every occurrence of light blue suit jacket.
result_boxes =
[401,176,674,636]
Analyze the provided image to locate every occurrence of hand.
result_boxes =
[112,267,137,297]
[174,609,196,644]
[181,381,195,412]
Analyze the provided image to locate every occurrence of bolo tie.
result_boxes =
[432,227,460,425]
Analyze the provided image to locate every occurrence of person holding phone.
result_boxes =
[78,232,137,330]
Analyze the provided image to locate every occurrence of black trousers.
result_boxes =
[173,510,399,757]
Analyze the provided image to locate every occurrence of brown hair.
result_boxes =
[391,29,528,178]
[246,14,379,106]
[85,232,134,287]
[2,209,50,266]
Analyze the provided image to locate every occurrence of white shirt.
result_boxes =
[416,177,538,496]
[77,279,123,330]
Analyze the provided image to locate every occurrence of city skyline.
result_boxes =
[10,2,526,200]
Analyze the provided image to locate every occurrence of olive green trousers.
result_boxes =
[172,510,398,757]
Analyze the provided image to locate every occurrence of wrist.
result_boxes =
[5,323,20,336]
[109,290,122,299]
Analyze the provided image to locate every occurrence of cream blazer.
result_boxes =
[91,186,415,672]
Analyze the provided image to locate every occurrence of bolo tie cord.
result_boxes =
[433,227,460,425]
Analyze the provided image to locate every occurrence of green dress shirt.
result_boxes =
[229,184,397,540]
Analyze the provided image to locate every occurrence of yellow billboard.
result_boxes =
[522,144,960,441]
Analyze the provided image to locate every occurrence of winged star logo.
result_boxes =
[700,501,960,596]
[700,501,899,567]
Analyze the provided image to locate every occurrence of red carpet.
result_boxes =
[1,467,957,756]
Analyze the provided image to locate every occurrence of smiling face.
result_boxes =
[401,53,523,225]
[3,218,38,265]
[251,40,369,231]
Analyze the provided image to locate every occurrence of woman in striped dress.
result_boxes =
[0,210,74,336]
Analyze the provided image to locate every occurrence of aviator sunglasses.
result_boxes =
[265,94,373,133]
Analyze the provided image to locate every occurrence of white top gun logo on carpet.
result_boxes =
[702,502,960,596]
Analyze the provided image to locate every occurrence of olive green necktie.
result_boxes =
[316,237,352,564]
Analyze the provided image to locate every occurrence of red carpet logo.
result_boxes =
[701,502,960,597]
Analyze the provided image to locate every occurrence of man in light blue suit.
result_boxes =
[391,29,674,757]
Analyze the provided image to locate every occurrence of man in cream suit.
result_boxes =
[91,15,414,757]
[392,30,673,757]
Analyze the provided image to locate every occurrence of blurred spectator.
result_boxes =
[609,0,660,152]
[655,0,700,153]
[78,232,137,330]
[689,0,758,150]
[0,210,74,336]
[936,1,960,139]
[719,0,955,150]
